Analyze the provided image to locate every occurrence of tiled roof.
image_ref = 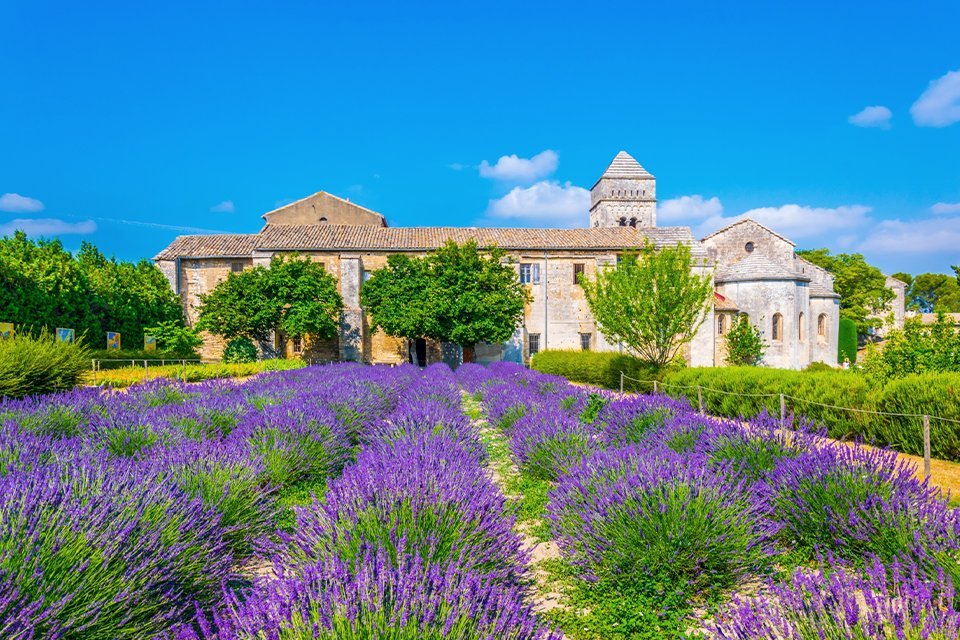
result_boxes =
[154,234,259,260]
[715,253,810,283]
[809,281,841,298]
[156,225,708,260]
[714,291,739,311]
[600,151,653,179]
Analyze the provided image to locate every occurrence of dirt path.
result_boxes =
[461,393,571,638]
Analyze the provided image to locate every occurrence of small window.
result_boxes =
[230,262,244,273]
[629,217,637,227]
[718,314,727,335]
[618,217,627,226]
[573,263,585,284]
[818,314,827,340]
[528,333,541,356]
[520,263,541,285]
[292,336,302,354]
[772,313,783,341]
[798,312,805,342]
[745,242,755,253]
[580,333,592,351]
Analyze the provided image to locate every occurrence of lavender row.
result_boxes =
[173,363,558,639]
[465,361,960,637]
[0,364,436,638]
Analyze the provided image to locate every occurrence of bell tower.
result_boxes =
[589,151,657,228]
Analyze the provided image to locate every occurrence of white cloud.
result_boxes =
[911,69,960,127]
[931,202,960,215]
[848,105,892,129]
[0,193,45,213]
[479,150,558,183]
[0,218,96,237]
[210,200,235,213]
[449,163,465,171]
[486,180,590,227]
[697,204,873,241]
[860,216,960,255]
[657,195,723,223]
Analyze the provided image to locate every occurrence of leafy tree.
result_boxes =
[0,232,185,346]
[860,314,960,380]
[143,319,203,355]
[361,240,529,362]
[223,337,259,364]
[580,242,712,367]
[724,314,765,366]
[196,254,342,344]
[360,255,436,343]
[797,249,894,336]
[898,272,960,312]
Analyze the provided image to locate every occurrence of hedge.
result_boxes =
[529,350,665,390]
[87,359,306,388]
[530,350,960,461]
[838,317,857,364]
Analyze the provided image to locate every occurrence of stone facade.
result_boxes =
[155,151,840,369]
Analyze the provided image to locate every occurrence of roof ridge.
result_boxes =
[701,217,796,246]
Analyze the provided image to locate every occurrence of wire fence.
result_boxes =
[618,371,960,478]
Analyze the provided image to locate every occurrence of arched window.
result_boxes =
[718,314,727,335]
[318,216,328,224]
[618,217,627,226]
[798,312,804,342]
[818,314,827,341]
[772,313,783,341]
[629,217,637,227]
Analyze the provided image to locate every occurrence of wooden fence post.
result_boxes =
[697,386,704,414]
[780,394,786,429]
[923,415,931,478]
[653,380,659,394]
[619,371,624,394]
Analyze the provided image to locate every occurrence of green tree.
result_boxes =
[861,313,960,380]
[724,314,766,366]
[580,242,712,367]
[838,317,858,365]
[143,319,203,355]
[196,254,342,344]
[360,254,436,343]
[361,240,529,362]
[797,249,894,336]
[901,272,960,312]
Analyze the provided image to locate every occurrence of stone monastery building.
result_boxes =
[155,152,840,369]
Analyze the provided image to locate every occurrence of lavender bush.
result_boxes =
[510,408,596,480]
[711,556,960,639]
[769,442,960,577]
[548,445,774,595]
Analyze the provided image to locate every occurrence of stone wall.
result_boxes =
[716,279,808,370]
[589,175,657,228]
[701,220,794,267]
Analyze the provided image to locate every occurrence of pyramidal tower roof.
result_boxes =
[601,151,654,179]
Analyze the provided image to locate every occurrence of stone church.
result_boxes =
[155,152,840,369]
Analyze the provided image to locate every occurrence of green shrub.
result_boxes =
[223,337,258,363]
[530,350,666,391]
[871,372,960,459]
[838,317,858,364]
[0,330,90,398]
[662,367,873,439]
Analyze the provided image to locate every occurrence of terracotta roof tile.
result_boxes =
[156,225,708,260]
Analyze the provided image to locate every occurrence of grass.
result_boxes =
[85,359,306,387]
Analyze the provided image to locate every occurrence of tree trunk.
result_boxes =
[462,344,475,364]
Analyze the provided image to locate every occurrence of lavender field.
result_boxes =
[1,362,959,639]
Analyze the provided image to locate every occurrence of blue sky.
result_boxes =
[1,0,959,275]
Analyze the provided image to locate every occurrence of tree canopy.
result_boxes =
[891,271,960,313]
[196,254,343,344]
[361,240,529,360]
[580,242,712,367]
[0,232,184,348]
[796,248,893,336]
